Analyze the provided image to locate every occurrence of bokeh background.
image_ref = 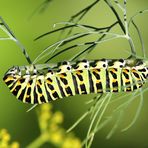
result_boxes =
[0,0,148,147]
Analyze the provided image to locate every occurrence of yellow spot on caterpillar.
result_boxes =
[96,80,101,83]
[97,89,102,93]
[112,79,117,83]
[123,69,129,73]
[51,90,55,93]
[127,88,131,91]
[27,83,31,87]
[37,81,41,86]
[39,94,42,97]
[93,69,100,73]
[110,69,117,73]
[113,88,118,91]
[67,94,71,96]
[76,71,82,75]
[65,85,69,88]
[16,81,21,85]
[26,95,30,98]
[80,81,84,85]
[5,77,15,82]
[131,69,137,73]
[59,74,66,78]
[47,80,52,84]
[125,79,130,83]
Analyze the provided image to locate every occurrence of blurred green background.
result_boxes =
[0,0,148,147]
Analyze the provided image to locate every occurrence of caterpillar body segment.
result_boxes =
[3,59,148,104]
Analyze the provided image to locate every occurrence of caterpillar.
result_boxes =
[1,1,148,146]
[3,58,148,104]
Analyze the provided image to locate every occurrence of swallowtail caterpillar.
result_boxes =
[1,4,148,105]
[3,58,148,104]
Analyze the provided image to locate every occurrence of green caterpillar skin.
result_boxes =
[3,59,148,104]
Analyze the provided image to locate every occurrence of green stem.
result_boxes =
[26,133,49,148]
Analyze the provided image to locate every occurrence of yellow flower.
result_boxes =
[71,139,82,148]
[39,120,48,131]
[0,129,7,137]
[62,137,82,148]
[52,111,64,124]
[36,104,82,148]
[40,104,52,112]
[50,130,64,144]
[40,111,52,121]
[0,142,8,148]
[0,129,10,142]
[3,133,11,142]
[0,129,20,148]
[11,142,20,148]
[49,123,59,131]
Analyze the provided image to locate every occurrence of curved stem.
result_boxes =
[26,134,48,148]
[0,17,32,64]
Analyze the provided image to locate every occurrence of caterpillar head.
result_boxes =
[3,66,21,87]
[3,66,20,77]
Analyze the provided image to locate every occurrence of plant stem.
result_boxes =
[26,133,49,148]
